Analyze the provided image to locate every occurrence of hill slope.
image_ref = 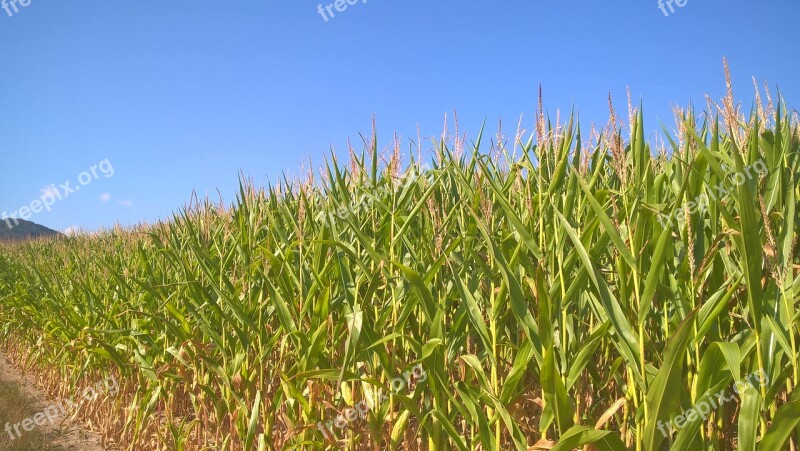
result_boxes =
[0,218,61,241]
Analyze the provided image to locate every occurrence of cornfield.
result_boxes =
[1,68,799,450]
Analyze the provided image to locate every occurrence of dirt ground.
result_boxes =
[0,351,107,451]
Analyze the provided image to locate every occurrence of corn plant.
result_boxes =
[1,69,799,450]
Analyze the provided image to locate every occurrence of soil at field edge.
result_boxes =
[0,351,107,451]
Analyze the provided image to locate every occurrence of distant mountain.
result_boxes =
[0,218,61,241]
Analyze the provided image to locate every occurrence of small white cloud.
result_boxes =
[119,200,134,207]
[41,184,59,198]
[63,226,81,236]
[100,193,112,203]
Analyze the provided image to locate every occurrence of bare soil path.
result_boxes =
[0,351,107,451]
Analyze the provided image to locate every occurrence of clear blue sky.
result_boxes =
[1,0,798,233]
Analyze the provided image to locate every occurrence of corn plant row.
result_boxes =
[1,80,799,450]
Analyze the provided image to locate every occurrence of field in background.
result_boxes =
[1,70,799,450]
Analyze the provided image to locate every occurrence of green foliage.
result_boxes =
[0,89,798,450]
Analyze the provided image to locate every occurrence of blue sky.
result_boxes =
[1,0,798,233]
